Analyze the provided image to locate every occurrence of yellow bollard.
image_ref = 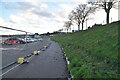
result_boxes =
[17,58,25,63]
[33,51,39,55]
[40,39,43,41]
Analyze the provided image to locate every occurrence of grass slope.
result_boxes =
[51,21,119,78]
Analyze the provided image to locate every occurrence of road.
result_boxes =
[1,38,50,67]
[1,38,69,78]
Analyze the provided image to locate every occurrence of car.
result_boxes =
[32,38,38,42]
[35,37,43,41]
[3,38,26,45]
[24,38,34,43]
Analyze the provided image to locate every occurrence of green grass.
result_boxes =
[50,21,120,78]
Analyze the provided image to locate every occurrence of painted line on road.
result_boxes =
[0,63,22,77]
[0,48,25,51]
[0,42,51,76]
[0,61,16,70]
[0,53,36,76]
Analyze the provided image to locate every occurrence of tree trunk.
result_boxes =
[82,22,84,30]
[106,11,110,24]
[78,24,80,31]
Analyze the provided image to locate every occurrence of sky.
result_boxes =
[0,0,119,35]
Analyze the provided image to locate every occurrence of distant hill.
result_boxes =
[51,21,120,78]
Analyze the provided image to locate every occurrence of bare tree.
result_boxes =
[68,10,82,31]
[69,4,97,30]
[64,21,72,33]
[77,4,97,30]
[88,0,118,24]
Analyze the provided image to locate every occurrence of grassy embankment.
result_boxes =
[51,21,119,78]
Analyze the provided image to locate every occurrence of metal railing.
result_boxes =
[0,25,51,78]
[0,26,33,77]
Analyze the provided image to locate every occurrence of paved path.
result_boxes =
[3,40,69,78]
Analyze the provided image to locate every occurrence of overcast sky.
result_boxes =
[0,0,118,35]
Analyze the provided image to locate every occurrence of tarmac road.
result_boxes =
[1,38,50,67]
[2,38,69,78]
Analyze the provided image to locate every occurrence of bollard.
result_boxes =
[33,51,39,55]
[40,38,43,41]
[17,58,25,63]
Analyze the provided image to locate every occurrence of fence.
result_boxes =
[0,26,34,78]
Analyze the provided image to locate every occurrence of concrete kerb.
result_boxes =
[58,43,74,79]
[62,49,74,79]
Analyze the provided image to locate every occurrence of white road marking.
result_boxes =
[0,48,24,50]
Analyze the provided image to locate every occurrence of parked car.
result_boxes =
[35,37,43,41]
[24,38,34,43]
[32,38,38,42]
[3,38,25,45]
